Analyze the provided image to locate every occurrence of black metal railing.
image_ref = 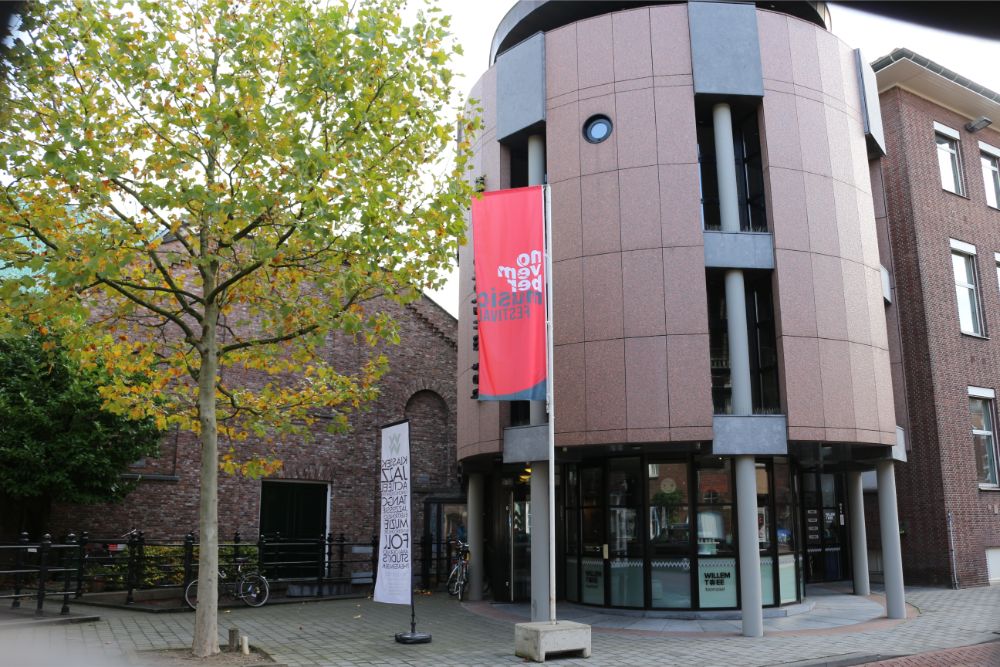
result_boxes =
[1,530,456,611]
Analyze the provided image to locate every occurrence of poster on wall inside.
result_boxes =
[470,186,547,401]
[374,420,411,605]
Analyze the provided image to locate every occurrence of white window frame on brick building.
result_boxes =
[935,122,964,195]
[980,141,1000,209]
[968,386,999,488]
[950,239,984,336]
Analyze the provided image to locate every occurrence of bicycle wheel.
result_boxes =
[183,579,199,609]
[457,566,469,601]
[446,565,461,596]
[239,574,270,607]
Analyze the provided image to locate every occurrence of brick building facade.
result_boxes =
[50,295,460,546]
[873,49,1000,587]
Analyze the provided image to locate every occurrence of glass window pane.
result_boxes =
[973,433,998,486]
[608,457,640,507]
[953,252,975,285]
[650,557,691,608]
[937,135,961,193]
[581,468,602,507]
[760,555,775,606]
[983,154,1000,208]
[697,505,734,555]
[698,557,737,608]
[956,285,981,333]
[821,474,836,506]
[779,554,798,603]
[698,459,732,503]
[649,463,691,549]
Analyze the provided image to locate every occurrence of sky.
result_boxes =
[422,0,1000,317]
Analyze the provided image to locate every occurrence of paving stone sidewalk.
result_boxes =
[0,585,997,666]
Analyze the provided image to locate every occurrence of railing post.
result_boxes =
[61,533,76,615]
[316,534,325,597]
[274,532,281,580]
[370,534,378,590]
[325,532,333,580]
[76,531,88,598]
[12,531,28,609]
[125,531,137,605]
[136,531,146,594]
[233,531,241,570]
[257,533,266,579]
[337,533,345,580]
[182,532,195,591]
[421,534,431,590]
[36,534,51,617]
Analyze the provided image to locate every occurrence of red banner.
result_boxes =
[471,186,547,401]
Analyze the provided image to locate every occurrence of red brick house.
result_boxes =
[50,295,462,549]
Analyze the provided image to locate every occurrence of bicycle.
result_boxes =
[446,539,470,601]
[184,558,270,609]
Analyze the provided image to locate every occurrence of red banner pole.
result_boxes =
[544,184,557,624]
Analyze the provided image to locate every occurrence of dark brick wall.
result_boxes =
[878,87,1000,587]
[50,296,460,546]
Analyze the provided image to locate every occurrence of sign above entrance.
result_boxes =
[470,186,547,401]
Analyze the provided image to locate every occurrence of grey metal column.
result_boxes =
[714,102,762,637]
[467,473,484,601]
[877,460,906,619]
[528,133,547,426]
[847,471,871,596]
[529,460,550,621]
[526,132,551,621]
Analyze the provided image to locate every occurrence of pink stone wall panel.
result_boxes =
[554,342,587,434]
[576,15,614,90]
[546,24,578,99]
[477,397,500,443]
[857,190,882,269]
[816,29,846,104]
[804,172,839,255]
[866,267,889,348]
[767,168,809,251]
[653,86,698,165]
[872,346,896,434]
[666,334,712,427]
[774,249,817,337]
[582,252,624,341]
[659,164,703,247]
[757,11,792,84]
[849,342,880,431]
[619,166,662,250]
[796,96,832,177]
[649,5,691,76]
[839,43,862,114]
[581,170,622,254]
[780,336,825,428]
[552,258,584,345]
[842,258,872,346]
[579,94,619,175]
[787,18,822,92]
[612,8,653,81]
[625,336,670,429]
[546,102,580,183]
[811,254,849,341]
[819,338,856,429]
[585,339,627,431]
[550,177,582,261]
[826,107,853,185]
[623,249,667,337]
[834,181,863,263]
[761,92,803,170]
[615,88,658,169]
[663,246,709,335]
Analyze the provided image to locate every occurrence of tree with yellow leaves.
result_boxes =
[0,0,475,656]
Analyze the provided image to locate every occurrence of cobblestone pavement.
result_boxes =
[860,640,1000,666]
[0,585,997,666]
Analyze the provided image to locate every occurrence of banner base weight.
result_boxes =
[395,632,432,644]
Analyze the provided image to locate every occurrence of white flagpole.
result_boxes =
[543,184,556,624]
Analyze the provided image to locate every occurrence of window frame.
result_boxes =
[980,141,1000,210]
[950,239,985,337]
[968,387,999,489]
[935,122,965,196]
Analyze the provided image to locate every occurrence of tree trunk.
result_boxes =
[192,302,220,657]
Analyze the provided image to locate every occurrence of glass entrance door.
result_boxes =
[802,472,849,582]
[579,465,605,605]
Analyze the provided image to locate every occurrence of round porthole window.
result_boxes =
[583,115,613,143]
